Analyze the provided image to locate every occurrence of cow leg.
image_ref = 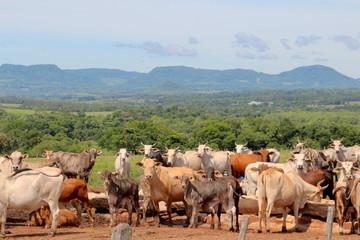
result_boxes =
[141,196,151,225]
[357,209,360,235]
[126,200,133,226]
[281,208,287,232]
[166,200,173,227]
[132,195,140,227]
[82,200,94,226]
[48,201,60,237]
[266,202,275,233]
[209,206,216,229]
[293,202,301,232]
[109,204,117,227]
[182,200,191,226]
[216,204,222,230]
[153,201,161,227]
[189,203,199,228]
[0,206,7,237]
[71,200,82,227]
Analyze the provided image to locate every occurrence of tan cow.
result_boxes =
[136,158,195,227]
[346,178,360,235]
[257,168,327,233]
[30,207,78,227]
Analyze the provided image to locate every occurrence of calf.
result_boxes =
[347,178,360,235]
[299,169,334,200]
[196,166,241,232]
[334,186,356,234]
[30,207,78,227]
[58,179,94,226]
[98,170,140,227]
[175,175,236,231]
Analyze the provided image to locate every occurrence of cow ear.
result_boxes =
[288,158,295,162]
[152,148,159,152]
[136,162,143,167]
[4,155,10,160]
[41,153,46,157]
[22,154,29,159]
[269,151,275,155]
[214,171,223,178]
[332,167,341,173]
[126,153,130,157]
[97,150,103,155]
[138,149,145,153]
[116,152,120,156]
[189,176,194,181]
[173,176,180,180]
[250,167,259,172]
[155,162,163,166]
[194,148,198,151]
[97,171,103,175]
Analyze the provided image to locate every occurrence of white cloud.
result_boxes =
[333,35,360,50]
[295,35,321,47]
[233,33,269,52]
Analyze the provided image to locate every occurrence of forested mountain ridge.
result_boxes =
[0,64,359,98]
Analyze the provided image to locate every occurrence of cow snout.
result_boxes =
[297,165,303,169]
[12,165,19,171]
[145,174,152,179]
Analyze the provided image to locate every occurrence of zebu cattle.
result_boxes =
[235,142,253,154]
[196,166,241,232]
[243,153,306,196]
[98,170,140,227]
[136,158,195,227]
[175,174,236,231]
[196,143,232,175]
[257,168,327,233]
[57,179,94,226]
[139,143,169,166]
[114,148,130,178]
[30,207,79,227]
[266,148,280,163]
[230,149,274,178]
[42,150,54,159]
[300,148,329,171]
[333,161,360,189]
[320,148,338,171]
[0,158,64,237]
[138,142,158,157]
[165,148,202,170]
[299,169,334,200]
[293,138,307,153]
[49,148,102,182]
[345,178,360,235]
[334,186,356,234]
[330,139,357,162]
[0,151,28,172]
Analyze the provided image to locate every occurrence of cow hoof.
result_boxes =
[48,233,55,237]
[258,229,262,233]
[281,227,287,232]
[339,232,344,235]
[295,228,301,232]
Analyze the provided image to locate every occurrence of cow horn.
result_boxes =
[340,137,344,142]
[297,137,300,143]
[244,142,248,146]
[165,145,168,150]
[153,143,157,147]
[141,142,145,146]
[235,142,237,146]
[176,146,180,151]
[205,141,208,146]
[304,138,308,144]
[330,137,334,142]
[316,179,325,188]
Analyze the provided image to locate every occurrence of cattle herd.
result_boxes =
[0,138,360,237]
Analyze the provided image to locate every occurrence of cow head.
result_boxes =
[293,138,307,153]
[308,179,328,202]
[163,147,180,167]
[330,138,344,153]
[235,142,249,154]
[6,151,28,172]
[86,148,102,162]
[136,158,162,179]
[116,148,130,162]
[98,170,116,187]
[253,149,273,162]
[42,150,54,159]
[138,142,159,157]
[195,143,210,157]
[333,160,360,181]
[288,153,305,172]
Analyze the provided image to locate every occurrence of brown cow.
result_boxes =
[299,169,334,200]
[334,186,356,234]
[136,158,195,227]
[30,207,78,227]
[58,178,94,226]
[230,150,274,178]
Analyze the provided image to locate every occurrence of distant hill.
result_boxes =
[0,64,359,98]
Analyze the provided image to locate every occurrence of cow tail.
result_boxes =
[346,178,360,200]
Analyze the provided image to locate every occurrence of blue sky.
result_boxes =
[1,0,359,78]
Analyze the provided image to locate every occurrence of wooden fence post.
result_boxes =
[238,217,249,240]
[325,206,335,240]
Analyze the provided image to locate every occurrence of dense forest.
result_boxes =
[0,89,360,156]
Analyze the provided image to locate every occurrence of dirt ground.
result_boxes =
[4,208,358,240]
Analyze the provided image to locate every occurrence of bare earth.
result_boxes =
[4,209,358,240]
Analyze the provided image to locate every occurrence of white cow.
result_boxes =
[266,148,280,163]
[165,148,202,170]
[235,142,253,154]
[293,138,307,153]
[333,160,360,189]
[114,148,130,178]
[242,153,306,196]
[257,169,326,233]
[330,139,357,162]
[196,143,232,175]
[0,156,64,237]
[138,142,159,158]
